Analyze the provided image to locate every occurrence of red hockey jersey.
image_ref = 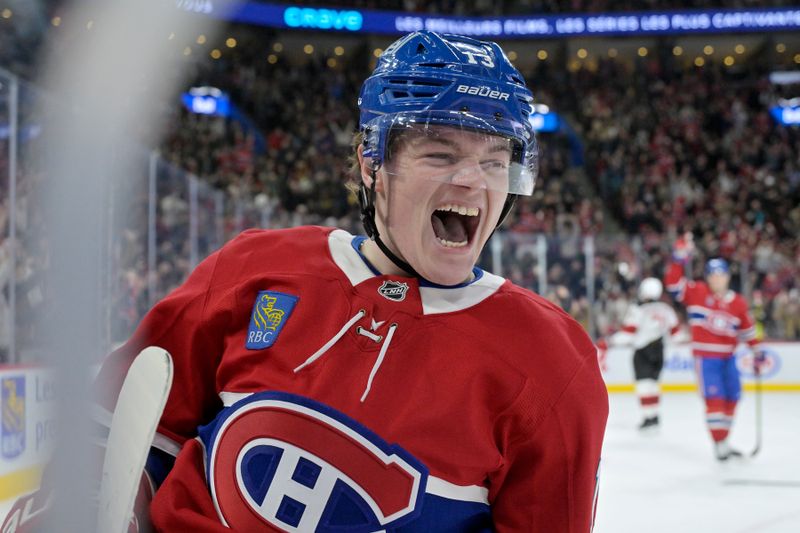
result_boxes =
[665,262,760,358]
[96,226,608,532]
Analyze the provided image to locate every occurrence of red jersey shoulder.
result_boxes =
[684,279,710,304]
[729,292,751,316]
[476,281,599,389]
[214,226,338,278]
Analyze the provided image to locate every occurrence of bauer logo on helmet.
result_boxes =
[455,85,510,101]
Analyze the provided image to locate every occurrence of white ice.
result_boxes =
[2,393,799,531]
[594,392,800,533]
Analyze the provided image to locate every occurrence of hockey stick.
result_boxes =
[750,362,763,458]
[96,347,173,533]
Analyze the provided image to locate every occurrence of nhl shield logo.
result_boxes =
[378,280,409,302]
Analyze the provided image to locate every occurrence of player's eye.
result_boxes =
[420,152,458,165]
[481,159,509,171]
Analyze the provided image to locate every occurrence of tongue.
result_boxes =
[431,212,467,243]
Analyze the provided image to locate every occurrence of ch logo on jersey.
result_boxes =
[378,280,409,302]
[246,291,299,350]
[202,391,427,532]
[706,311,737,336]
[1,376,26,460]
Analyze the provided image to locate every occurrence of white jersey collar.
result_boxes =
[327,229,505,315]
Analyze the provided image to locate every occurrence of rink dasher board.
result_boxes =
[1,342,798,501]
[601,341,800,392]
[0,366,56,501]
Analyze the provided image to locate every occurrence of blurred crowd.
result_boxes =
[2,22,800,361]
[107,39,799,341]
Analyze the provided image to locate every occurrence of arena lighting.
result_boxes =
[205,2,800,38]
[770,105,800,125]
[529,104,560,133]
[284,6,363,31]
[774,69,800,83]
[181,86,231,116]
[530,111,560,133]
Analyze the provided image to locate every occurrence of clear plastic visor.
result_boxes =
[367,112,537,196]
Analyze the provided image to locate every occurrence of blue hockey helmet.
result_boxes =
[358,31,538,198]
[355,31,537,279]
[705,258,730,276]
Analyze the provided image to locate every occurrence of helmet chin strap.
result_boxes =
[358,170,422,279]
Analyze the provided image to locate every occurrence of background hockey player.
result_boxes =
[665,233,762,461]
[89,31,608,531]
[600,278,680,430]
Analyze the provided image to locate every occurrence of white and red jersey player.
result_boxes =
[96,227,608,532]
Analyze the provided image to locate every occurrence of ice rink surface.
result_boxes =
[595,392,800,533]
[2,393,798,531]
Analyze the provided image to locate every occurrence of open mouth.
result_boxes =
[431,204,480,248]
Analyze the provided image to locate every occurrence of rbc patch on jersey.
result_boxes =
[246,291,298,350]
[1,376,26,460]
[199,391,428,531]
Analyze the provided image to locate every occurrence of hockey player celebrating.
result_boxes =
[665,234,762,461]
[91,31,608,531]
[603,278,680,430]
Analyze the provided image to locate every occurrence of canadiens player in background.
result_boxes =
[601,278,680,430]
[86,31,608,532]
[665,234,763,461]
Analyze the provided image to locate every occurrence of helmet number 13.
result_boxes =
[462,51,495,68]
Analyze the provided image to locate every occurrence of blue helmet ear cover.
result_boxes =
[358,31,536,179]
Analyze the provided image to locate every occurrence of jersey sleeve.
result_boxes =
[664,261,688,302]
[736,297,761,349]
[666,306,681,337]
[609,306,638,346]
[664,261,707,306]
[95,237,233,449]
[489,339,608,532]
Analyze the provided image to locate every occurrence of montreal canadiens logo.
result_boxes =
[706,310,736,336]
[378,280,409,302]
[204,392,427,531]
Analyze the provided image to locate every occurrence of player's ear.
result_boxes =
[357,144,384,193]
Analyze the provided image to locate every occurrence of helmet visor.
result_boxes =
[364,111,537,196]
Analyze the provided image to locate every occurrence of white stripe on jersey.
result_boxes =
[426,476,489,504]
[220,391,254,406]
[691,342,735,353]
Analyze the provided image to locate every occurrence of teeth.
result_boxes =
[436,237,468,248]
[436,204,479,217]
